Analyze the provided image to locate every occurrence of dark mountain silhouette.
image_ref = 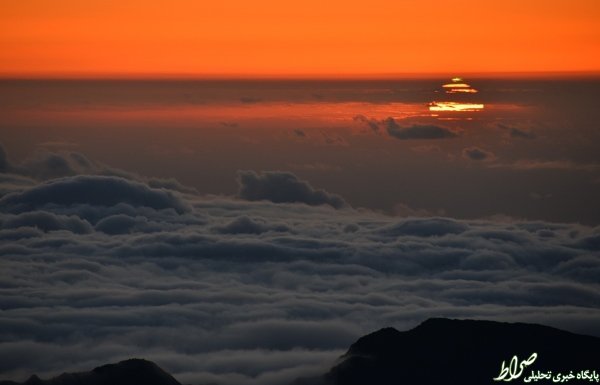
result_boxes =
[0,359,181,385]
[293,318,600,385]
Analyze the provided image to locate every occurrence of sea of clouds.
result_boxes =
[1,147,599,384]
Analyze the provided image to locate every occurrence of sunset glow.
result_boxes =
[1,0,600,77]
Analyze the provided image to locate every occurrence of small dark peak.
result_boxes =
[414,316,454,328]
[90,358,180,385]
[92,358,160,374]
[23,376,42,385]
[1,359,182,385]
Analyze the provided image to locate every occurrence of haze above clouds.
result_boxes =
[2,79,599,224]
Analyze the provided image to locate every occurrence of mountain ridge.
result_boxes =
[2,318,599,385]
[294,317,600,385]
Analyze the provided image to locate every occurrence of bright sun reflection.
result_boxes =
[428,101,485,112]
[446,88,478,94]
[442,83,471,88]
[429,78,484,112]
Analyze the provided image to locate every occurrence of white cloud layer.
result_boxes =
[0,150,599,384]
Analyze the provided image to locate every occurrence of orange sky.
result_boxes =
[1,0,599,77]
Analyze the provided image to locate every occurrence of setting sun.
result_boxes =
[429,78,484,112]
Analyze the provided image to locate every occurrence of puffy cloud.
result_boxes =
[1,211,93,234]
[0,175,190,214]
[1,162,599,385]
[4,150,101,181]
[384,118,457,140]
[0,145,197,194]
[353,116,457,140]
[462,146,495,161]
[237,170,347,209]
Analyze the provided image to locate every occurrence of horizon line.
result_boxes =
[2,70,600,81]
